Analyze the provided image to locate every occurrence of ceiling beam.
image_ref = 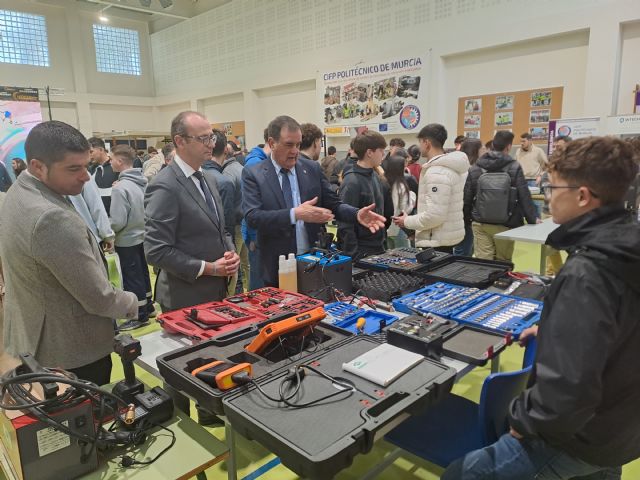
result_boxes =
[84,0,191,19]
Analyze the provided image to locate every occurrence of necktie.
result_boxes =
[280,168,294,210]
[192,171,219,221]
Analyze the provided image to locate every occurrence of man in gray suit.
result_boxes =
[145,111,239,312]
[0,121,138,385]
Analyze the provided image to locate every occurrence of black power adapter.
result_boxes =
[119,387,174,429]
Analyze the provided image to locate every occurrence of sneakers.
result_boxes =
[118,319,149,331]
[147,303,157,318]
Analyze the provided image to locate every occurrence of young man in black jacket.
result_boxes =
[338,131,388,260]
[463,130,539,261]
[443,136,640,480]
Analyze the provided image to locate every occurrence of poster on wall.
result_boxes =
[464,98,482,113]
[318,53,429,136]
[0,86,42,180]
[464,115,481,128]
[495,112,513,127]
[495,95,514,110]
[530,109,550,124]
[531,91,552,107]
[211,120,246,150]
[547,117,601,154]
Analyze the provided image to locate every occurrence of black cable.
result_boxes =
[120,421,176,467]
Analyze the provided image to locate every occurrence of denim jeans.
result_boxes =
[453,223,474,256]
[246,240,264,291]
[442,433,622,480]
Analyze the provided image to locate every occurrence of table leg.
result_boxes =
[225,419,238,480]
[539,245,548,275]
[490,356,500,373]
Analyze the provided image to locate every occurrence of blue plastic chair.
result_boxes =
[384,364,532,468]
[522,336,537,369]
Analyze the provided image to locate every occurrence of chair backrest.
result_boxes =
[477,365,532,445]
[522,337,537,369]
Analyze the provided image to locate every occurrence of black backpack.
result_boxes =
[472,163,516,224]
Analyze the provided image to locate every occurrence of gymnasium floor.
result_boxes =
[3,242,638,480]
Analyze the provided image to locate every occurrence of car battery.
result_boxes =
[296,251,352,301]
[0,400,97,480]
[224,287,324,319]
[157,301,269,343]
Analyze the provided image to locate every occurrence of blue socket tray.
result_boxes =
[392,282,542,338]
[323,302,398,335]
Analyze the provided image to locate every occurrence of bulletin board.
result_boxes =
[457,87,563,144]
[211,120,246,150]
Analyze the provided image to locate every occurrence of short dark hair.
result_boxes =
[352,131,387,159]
[389,138,405,148]
[161,143,175,157]
[328,146,336,155]
[454,135,466,145]
[417,123,447,149]
[300,123,323,150]
[212,129,227,157]
[407,144,421,163]
[485,140,493,150]
[111,145,136,165]
[148,146,158,154]
[553,135,572,143]
[227,140,240,152]
[492,131,515,151]
[263,128,269,143]
[267,115,301,142]
[170,111,206,142]
[520,132,532,140]
[26,121,89,167]
[549,136,639,205]
[87,136,106,150]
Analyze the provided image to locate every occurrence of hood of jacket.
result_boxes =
[202,159,223,173]
[476,151,515,171]
[343,163,375,179]
[118,168,147,187]
[427,150,470,174]
[547,204,640,293]
[244,146,268,167]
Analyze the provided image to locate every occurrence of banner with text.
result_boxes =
[0,86,42,180]
[318,53,428,136]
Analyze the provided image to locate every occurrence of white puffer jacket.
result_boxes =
[404,151,469,247]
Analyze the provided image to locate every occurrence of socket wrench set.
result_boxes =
[392,282,542,337]
[356,247,449,273]
[323,302,398,335]
[224,287,324,319]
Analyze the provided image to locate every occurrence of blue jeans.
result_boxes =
[453,223,474,256]
[246,240,264,291]
[442,433,621,480]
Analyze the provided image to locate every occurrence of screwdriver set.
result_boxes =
[323,302,398,335]
[393,282,542,337]
[224,287,324,319]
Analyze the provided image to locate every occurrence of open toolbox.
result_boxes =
[323,302,398,335]
[392,282,542,337]
[415,256,513,288]
[224,287,324,319]
[353,270,425,302]
[157,301,270,343]
[356,247,450,273]
[156,320,352,416]
[222,335,456,480]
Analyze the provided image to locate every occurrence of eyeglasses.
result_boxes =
[541,183,599,199]
[181,134,217,147]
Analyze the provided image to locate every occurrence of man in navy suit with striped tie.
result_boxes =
[242,115,386,286]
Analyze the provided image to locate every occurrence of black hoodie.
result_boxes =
[509,205,640,467]
[464,151,538,227]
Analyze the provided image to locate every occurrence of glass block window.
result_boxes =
[0,9,49,67]
[92,24,141,75]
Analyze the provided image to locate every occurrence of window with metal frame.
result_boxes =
[0,9,49,67]
[92,24,141,76]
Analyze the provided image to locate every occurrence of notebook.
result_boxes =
[342,343,424,387]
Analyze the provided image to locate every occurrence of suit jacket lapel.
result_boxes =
[295,162,311,203]
[263,160,287,210]
[169,161,220,228]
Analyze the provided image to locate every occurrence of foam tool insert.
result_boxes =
[224,287,324,319]
[356,247,450,273]
[353,270,425,302]
[158,301,268,342]
[415,256,512,288]
[323,302,398,335]
[393,282,542,337]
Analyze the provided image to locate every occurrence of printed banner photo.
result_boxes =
[1,86,42,180]
[318,53,429,136]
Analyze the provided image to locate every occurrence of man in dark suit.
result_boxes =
[243,115,386,286]
[144,111,239,312]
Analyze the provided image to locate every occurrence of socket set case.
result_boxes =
[222,336,456,479]
[224,287,324,319]
[415,256,513,288]
[353,270,425,302]
[156,323,350,416]
[356,247,450,273]
[392,282,542,337]
[323,302,398,335]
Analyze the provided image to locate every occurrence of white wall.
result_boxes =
[153,102,191,131]
[202,93,244,124]
[255,81,317,131]
[617,21,640,115]
[90,104,154,134]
